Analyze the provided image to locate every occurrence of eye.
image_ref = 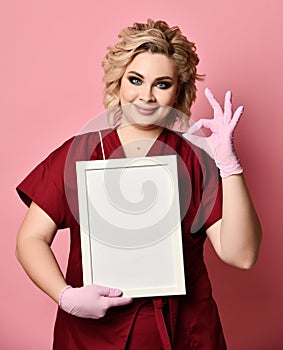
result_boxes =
[155,81,172,90]
[128,76,142,85]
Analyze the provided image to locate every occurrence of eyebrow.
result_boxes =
[127,71,174,81]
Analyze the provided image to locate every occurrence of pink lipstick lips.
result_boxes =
[134,104,159,115]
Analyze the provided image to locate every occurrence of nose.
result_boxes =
[139,84,156,103]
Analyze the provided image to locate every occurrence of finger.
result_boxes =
[183,134,214,158]
[107,297,133,308]
[224,90,232,122]
[230,105,244,129]
[186,118,213,135]
[204,88,223,118]
[95,285,122,297]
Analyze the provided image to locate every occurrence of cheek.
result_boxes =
[159,90,177,107]
[120,80,136,104]
[168,93,177,106]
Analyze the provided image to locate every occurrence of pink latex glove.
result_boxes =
[183,88,244,178]
[59,284,133,319]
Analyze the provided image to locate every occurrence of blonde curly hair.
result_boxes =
[102,19,204,127]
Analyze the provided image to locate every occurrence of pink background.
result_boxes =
[1,0,282,349]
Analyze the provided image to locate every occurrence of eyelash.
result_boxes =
[127,76,172,90]
[128,76,142,85]
[156,82,172,90]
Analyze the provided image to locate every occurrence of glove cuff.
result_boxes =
[218,160,243,178]
[59,285,72,307]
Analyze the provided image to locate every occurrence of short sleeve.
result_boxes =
[189,145,223,234]
[202,171,222,232]
[16,138,74,229]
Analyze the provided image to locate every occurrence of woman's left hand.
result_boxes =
[183,88,244,178]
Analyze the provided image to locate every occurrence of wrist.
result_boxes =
[214,146,243,178]
[58,285,72,306]
[219,161,243,178]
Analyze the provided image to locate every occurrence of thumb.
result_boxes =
[183,134,214,159]
[94,285,122,297]
[187,118,213,135]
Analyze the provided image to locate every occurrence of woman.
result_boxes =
[16,19,262,349]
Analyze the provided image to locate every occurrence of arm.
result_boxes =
[16,201,132,318]
[16,201,66,303]
[183,88,262,269]
[206,174,262,268]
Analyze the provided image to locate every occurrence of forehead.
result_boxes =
[125,52,176,77]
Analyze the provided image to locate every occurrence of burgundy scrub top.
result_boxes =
[17,128,226,349]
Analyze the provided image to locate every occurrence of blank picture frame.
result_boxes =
[76,155,186,298]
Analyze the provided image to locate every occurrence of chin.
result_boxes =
[133,122,163,130]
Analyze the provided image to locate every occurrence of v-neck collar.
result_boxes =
[112,127,167,158]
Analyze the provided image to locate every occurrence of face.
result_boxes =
[119,52,178,128]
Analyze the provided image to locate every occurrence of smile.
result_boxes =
[134,104,159,115]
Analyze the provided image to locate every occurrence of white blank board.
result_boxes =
[76,155,186,298]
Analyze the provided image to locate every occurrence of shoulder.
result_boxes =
[19,130,109,187]
[163,129,209,168]
[164,128,220,185]
[47,129,115,166]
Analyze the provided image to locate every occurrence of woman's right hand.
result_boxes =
[59,284,133,319]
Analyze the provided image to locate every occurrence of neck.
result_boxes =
[117,123,163,144]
